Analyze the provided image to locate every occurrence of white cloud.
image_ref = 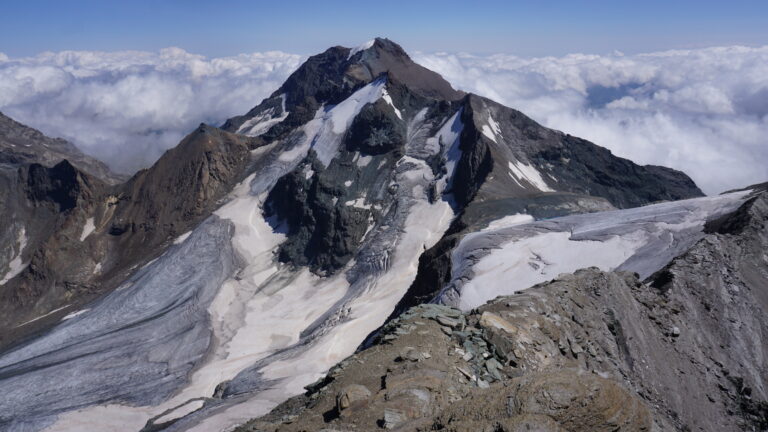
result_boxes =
[414,46,768,194]
[1,45,765,194]
[0,48,302,173]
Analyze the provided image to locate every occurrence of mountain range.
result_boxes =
[0,38,763,432]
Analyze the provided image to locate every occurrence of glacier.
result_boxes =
[436,190,753,310]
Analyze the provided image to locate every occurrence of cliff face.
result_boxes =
[237,190,768,432]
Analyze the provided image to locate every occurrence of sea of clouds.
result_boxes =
[0,45,766,193]
[0,48,302,173]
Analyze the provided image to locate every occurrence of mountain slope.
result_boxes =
[0,38,711,432]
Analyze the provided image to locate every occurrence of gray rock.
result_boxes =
[336,384,371,412]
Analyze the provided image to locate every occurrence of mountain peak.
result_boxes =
[222,38,463,136]
[346,37,407,61]
[0,111,122,184]
[346,39,376,59]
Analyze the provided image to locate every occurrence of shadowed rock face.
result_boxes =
[237,191,768,432]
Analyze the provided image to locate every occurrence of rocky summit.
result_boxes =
[0,38,761,432]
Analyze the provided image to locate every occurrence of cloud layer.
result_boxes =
[414,46,768,194]
[0,48,302,173]
[0,45,765,193]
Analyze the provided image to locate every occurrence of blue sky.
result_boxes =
[1,0,767,57]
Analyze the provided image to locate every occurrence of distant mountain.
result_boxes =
[0,112,121,184]
[0,38,745,432]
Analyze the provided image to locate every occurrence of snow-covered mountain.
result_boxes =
[0,38,751,432]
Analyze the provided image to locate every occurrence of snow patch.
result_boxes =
[237,94,289,137]
[347,40,376,60]
[61,309,90,321]
[481,113,502,143]
[356,155,373,167]
[80,218,96,241]
[345,197,370,210]
[381,87,402,119]
[508,160,554,192]
[456,231,646,310]
[426,110,464,199]
[329,81,384,135]
[441,190,752,311]
[304,167,314,180]
[283,79,387,167]
[488,114,502,136]
[1,228,27,286]
[482,214,534,232]
[14,304,71,328]
[173,231,193,245]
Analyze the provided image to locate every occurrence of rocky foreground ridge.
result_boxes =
[238,187,768,432]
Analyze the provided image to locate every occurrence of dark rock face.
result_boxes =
[22,160,92,212]
[0,160,104,348]
[534,134,703,208]
[460,94,704,208]
[222,38,463,138]
[346,99,406,156]
[239,191,768,432]
[107,124,254,248]
[264,154,376,273]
